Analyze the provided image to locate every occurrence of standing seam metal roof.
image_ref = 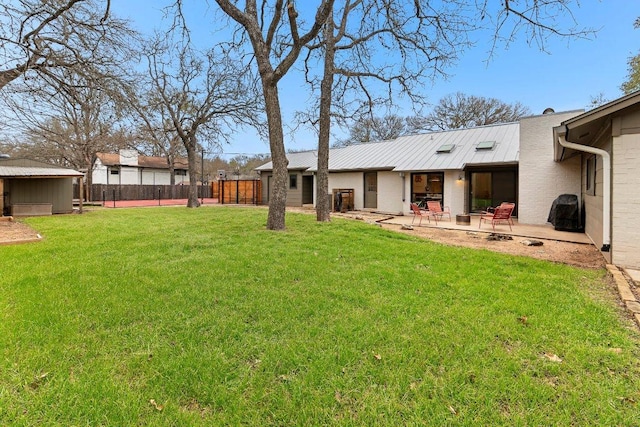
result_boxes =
[255,122,520,172]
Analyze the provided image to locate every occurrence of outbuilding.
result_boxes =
[0,158,84,216]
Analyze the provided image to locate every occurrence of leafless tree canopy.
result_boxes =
[2,66,129,201]
[410,92,532,132]
[140,25,265,207]
[334,114,407,147]
[0,0,135,91]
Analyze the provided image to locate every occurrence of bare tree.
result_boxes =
[124,75,188,198]
[212,0,334,230]
[412,92,532,132]
[0,0,135,91]
[305,0,473,220]
[144,32,264,207]
[4,69,129,200]
[303,0,591,221]
[334,114,407,147]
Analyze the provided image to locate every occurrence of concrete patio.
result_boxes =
[375,212,593,245]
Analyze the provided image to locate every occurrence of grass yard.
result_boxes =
[1,207,639,426]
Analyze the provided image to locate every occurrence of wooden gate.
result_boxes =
[216,179,262,205]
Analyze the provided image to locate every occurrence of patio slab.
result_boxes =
[380,213,592,245]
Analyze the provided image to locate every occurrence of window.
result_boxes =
[436,144,455,153]
[176,170,187,176]
[110,169,119,175]
[476,141,496,151]
[586,155,596,196]
[289,174,297,189]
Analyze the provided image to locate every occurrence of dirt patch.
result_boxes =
[385,223,605,269]
[328,211,606,269]
[0,218,42,245]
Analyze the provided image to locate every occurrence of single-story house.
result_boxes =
[256,91,640,269]
[93,150,189,185]
[0,158,84,216]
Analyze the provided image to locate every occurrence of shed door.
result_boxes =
[364,172,377,209]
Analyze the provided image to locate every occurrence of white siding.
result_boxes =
[91,160,186,186]
[119,167,140,185]
[328,172,363,209]
[91,160,109,184]
[377,171,403,214]
[612,133,640,268]
[519,112,582,224]
[444,170,466,217]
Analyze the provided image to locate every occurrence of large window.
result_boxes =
[411,172,444,205]
[289,174,297,189]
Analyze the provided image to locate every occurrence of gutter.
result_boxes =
[557,133,611,252]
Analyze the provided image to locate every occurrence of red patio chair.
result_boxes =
[479,205,514,231]
[427,201,451,222]
[410,203,433,226]
[485,202,516,226]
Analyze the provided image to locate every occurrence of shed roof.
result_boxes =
[256,122,520,172]
[0,158,83,178]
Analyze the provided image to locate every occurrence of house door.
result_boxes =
[364,172,377,209]
[302,175,314,204]
[469,170,517,214]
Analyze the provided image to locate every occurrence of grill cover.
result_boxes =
[547,194,581,232]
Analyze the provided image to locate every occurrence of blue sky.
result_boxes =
[112,1,639,158]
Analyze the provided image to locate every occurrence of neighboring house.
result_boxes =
[0,158,84,216]
[93,150,189,185]
[256,91,640,269]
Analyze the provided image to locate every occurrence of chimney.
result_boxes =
[119,149,138,166]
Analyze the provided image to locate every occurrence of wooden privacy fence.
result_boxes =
[74,184,212,201]
[216,179,262,205]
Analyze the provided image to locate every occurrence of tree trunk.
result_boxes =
[186,141,201,208]
[169,164,176,199]
[263,83,288,230]
[316,17,336,222]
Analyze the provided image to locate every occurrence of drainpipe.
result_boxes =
[557,134,611,252]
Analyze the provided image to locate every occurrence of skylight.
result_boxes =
[436,144,455,153]
[476,141,496,150]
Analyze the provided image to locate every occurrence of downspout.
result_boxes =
[557,134,611,252]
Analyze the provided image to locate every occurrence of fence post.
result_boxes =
[102,190,106,207]
[158,187,161,206]
[112,189,116,208]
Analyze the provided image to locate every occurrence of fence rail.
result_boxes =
[74,184,212,202]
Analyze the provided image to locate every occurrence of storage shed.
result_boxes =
[0,158,84,216]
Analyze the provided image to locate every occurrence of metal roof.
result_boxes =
[0,158,83,178]
[256,122,520,172]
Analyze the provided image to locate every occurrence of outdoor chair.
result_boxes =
[426,201,451,222]
[485,202,516,226]
[479,205,514,231]
[410,203,433,226]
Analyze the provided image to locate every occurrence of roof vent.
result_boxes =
[542,107,555,114]
[0,154,10,159]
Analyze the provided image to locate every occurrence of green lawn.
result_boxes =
[1,207,639,426]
